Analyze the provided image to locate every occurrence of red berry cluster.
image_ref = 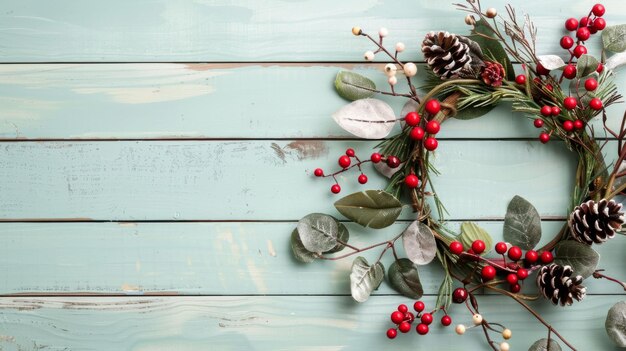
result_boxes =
[405,99,442,152]
[561,4,607,59]
[386,301,451,339]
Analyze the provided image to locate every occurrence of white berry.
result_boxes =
[395,42,406,52]
[351,27,362,36]
[364,51,375,61]
[403,62,417,77]
[500,342,510,351]
[384,63,397,76]
[455,324,466,335]
[465,14,476,25]
[502,328,512,340]
[472,314,483,325]
[486,7,497,18]
[378,27,388,37]
[388,76,398,86]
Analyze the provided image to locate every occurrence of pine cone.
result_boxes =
[421,31,484,79]
[537,264,586,306]
[481,61,505,87]
[569,199,625,245]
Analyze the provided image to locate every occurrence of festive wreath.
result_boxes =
[290,1,626,350]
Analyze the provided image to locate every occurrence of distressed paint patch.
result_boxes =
[266,239,277,257]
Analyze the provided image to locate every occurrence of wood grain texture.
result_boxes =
[1,0,625,62]
[0,63,625,140]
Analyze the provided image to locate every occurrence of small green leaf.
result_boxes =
[554,240,600,279]
[528,338,562,351]
[459,222,493,255]
[603,24,626,52]
[325,221,350,254]
[296,213,340,253]
[503,195,542,250]
[335,71,376,101]
[470,19,515,80]
[290,229,317,263]
[388,258,424,299]
[576,54,600,78]
[454,104,494,120]
[606,301,626,347]
[334,190,402,229]
[350,256,385,302]
[402,221,437,265]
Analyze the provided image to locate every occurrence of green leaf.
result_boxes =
[324,221,350,254]
[528,338,562,351]
[334,190,402,229]
[606,301,626,347]
[335,71,376,101]
[350,256,385,302]
[388,258,424,299]
[402,221,437,265]
[459,222,493,255]
[602,24,626,52]
[290,229,317,263]
[470,19,515,81]
[554,240,600,279]
[503,195,542,250]
[296,213,340,253]
[454,104,494,120]
[576,54,600,78]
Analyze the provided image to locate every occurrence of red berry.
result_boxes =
[536,63,550,76]
[471,240,486,254]
[594,17,607,30]
[563,120,574,132]
[592,4,605,16]
[585,78,598,91]
[545,84,554,92]
[413,301,425,312]
[405,312,415,323]
[539,132,550,144]
[577,27,591,41]
[517,268,529,280]
[525,250,539,263]
[346,148,355,157]
[338,155,351,168]
[424,137,438,151]
[597,63,604,73]
[331,184,341,194]
[314,168,324,177]
[405,112,420,127]
[397,304,408,313]
[371,153,382,163]
[589,97,603,110]
[452,287,468,303]
[589,23,598,34]
[416,323,429,335]
[540,251,554,264]
[564,97,578,110]
[580,17,589,28]
[421,313,433,325]
[358,174,368,184]
[481,265,497,281]
[410,127,425,140]
[426,121,440,135]
[573,45,587,58]
[565,18,579,31]
[560,36,574,49]
[386,156,401,168]
[399,321,412,333]
[515,74,527,85]
[449,241,464,255]
[574,119,585,130]
[506,273,519,285]
[534,119,544,128]
[508,246,523,261]
[551,106,561,116]
[391,311,405,324]
[495,242,508,254]
[404,174,420,188]
[540,106,552,117]
[441,315,452,326]
[510,283,522,293]
[563,64,577,79]
[425,99,441,115]
[387,328,398,339]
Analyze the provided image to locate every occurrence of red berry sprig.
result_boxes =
[386,301,451,339]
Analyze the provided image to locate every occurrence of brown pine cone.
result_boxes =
[421,31,484,79]
[537,264,586,306]
[569,199,624,245]
[481,61,505,87]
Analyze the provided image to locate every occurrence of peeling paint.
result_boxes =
[284,140,328,160]
[266,240,276,257]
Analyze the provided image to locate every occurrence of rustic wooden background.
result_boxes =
[0,0,625,350]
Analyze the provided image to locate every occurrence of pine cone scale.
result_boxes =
[537,264,586,306]
[569,199,624,245]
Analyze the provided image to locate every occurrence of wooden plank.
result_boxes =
[0,295,621,350]
[0,64,625,140]
[0,221,623,295]
[0,0,625,62]
[0,140,599,220]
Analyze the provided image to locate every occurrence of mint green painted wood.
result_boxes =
[1,0,625,62]
[0,63,625,140]
[0,296,621,350]
[0,221,622,295]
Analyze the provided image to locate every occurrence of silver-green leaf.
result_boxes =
[335,71,376,101]
[528,338,562,351]
[603,24,626,52]
[606,301,626,347]
[334,190,402,229]
[388,258,424,299]
[459,222,493,255]
[290,229,317,263]
[296,213,340,253]
[325,221,350,254]
[538,55,566,70]
[554,240,600,279]
[503,195,542,250]
[331,98,396,139]
[350,256,385,302]
[402,221,437,265]
[576,54,600,78]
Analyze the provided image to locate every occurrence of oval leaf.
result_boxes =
[576,54,600,78]
[605,51,626,71]
[402,221,437,265]
[325,221,350,254]
[606,301,626,347]
[388,258,424,299]
[335,71,376,101]
[459,222,493,255]
[554,240,600,279]
[350,256,385,302]
[603,24,626,53]
[528,338,562,351]
[291,229,317,263]
[332,98,396,139]
[334,190,402,229]
[503,195,542,250]
[538,55,566,70]
[296,213,340,253]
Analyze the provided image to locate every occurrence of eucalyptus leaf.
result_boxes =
[332,98,396,139]
[401,99,419,121]
[325,221,350,254]
[606,51,626,71]
[528,338,562,351]
[334,190,402,229]
[503,195,542,250]
[350,256,385,302]
[402,221,437,265]
[388,258,424,299]
[459,222,493,255]
[603,24,626,52]
[290,229,317,263]
[576,54,600,78]
[470,19,515,80]
[538,55,566,70]
[554,240,600,279]
[606,301,626,347]
[335,71,377,101]
[296,213,340,253]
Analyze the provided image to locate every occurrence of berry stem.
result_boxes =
[592,269,626,291]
